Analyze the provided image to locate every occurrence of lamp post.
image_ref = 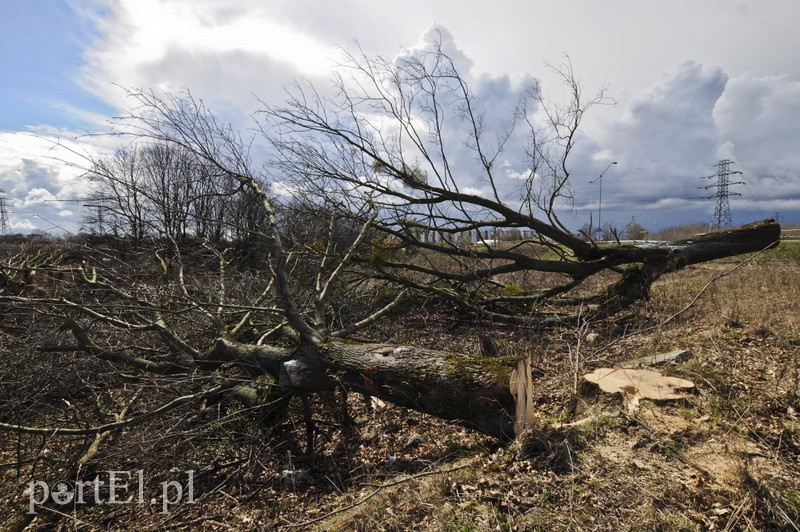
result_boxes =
[589,161,617,237]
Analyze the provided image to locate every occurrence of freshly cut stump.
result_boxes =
[583,368,695,413]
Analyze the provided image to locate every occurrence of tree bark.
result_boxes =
[215,339,521,439]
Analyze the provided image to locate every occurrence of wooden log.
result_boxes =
[620,349,692,368]
[291,342,520,439]
[218,339,522,439]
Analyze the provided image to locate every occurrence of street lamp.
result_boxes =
[589,161,617,237]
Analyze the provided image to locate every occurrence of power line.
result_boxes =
[700,159,744,230]
[741,181,770,222]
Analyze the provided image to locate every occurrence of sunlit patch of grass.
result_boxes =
[758,240,800,261]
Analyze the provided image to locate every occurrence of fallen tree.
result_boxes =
[213,220,780,440]
[1,219,778,445]
[0,44,782,450]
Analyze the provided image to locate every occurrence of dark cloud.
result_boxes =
[607,61,728,168]
[584,60,800,227]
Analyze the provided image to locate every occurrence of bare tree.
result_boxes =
[84,141,250,242]
[1,47,780,457]
[263,44,779,323]
[83,147,148,238]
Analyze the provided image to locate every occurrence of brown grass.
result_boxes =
[1,244,799,530]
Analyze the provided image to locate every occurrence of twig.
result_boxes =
[279,461,473,529]
[0,384,230,436]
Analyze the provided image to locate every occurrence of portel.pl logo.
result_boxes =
[26,470,195,515]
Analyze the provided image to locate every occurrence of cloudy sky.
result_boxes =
[2,0,799,235]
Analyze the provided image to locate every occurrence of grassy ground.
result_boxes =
[1,243,798,530]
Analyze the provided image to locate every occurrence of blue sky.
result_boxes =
[0,1,112,131]
[2,0,800,235]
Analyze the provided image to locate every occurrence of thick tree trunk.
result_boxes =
[601,219,780,265]
[215,339,523,439]
[594,219,781,315]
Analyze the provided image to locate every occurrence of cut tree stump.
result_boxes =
[583,368,695,413]
[510,357,536,436]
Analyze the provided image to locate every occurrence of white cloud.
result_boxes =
[605,61,728,169]
[80,0,339,115]
[4,4,800,233]
[461,187,487,197]
[714,74,800,196]
[400,24,474,75]
[641,197,706,211]
[9,219,36,231]
[21,188,57,207]
[384,24,543,206]
[0,130,105,233]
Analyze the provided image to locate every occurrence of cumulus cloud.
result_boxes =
[9,219,37,231]
[78,10,800,228]
[61,3,800,229]
[606,61,727,169]
[2,0,352,235]
[80,0,338,118]
[386,24,542,207]
[714,74,800,199]
[581,59,800,227]
[0,131,104,233]
[20,188,58,207]
[400,24,474,75]
[5,5,799,234]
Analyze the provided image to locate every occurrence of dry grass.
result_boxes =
[1,243,799,530]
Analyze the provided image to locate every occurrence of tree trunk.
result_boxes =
[215,339,524,439]
[594,219,780,315]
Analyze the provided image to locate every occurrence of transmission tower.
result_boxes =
[0,188,8,236]
[702,159,744,230]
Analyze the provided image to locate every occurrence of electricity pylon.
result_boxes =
[0,188,8,236]
[702,159,744,230]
